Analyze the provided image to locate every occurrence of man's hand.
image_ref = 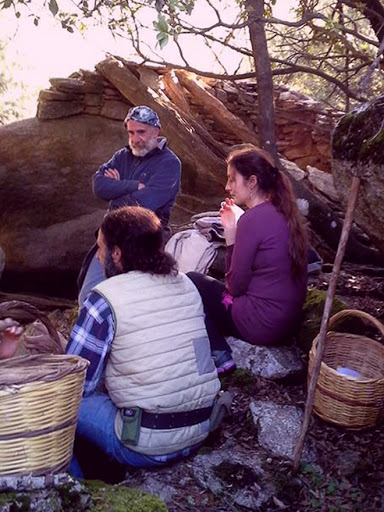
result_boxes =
[138,182,145,190]
[0,318,24,359]
[105,168,120,180]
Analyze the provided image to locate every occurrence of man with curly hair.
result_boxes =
[67,206,220,477]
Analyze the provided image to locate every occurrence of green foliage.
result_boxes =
[230,368,257,389]
[1,0,383,111]
[49,0,59,16]
[0,40,31,125]
[299,462,366,511]
[154,13,169,48]
[272,0,383,110]
[84,482,168,512]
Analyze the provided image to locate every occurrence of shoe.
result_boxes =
[211,350,236,374]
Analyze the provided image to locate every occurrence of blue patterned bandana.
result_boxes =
[124,105,161,128]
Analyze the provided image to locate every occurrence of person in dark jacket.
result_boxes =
[78,105,181,306]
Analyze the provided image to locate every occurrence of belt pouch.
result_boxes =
[120,407,142,446]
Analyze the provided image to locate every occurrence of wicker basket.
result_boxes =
[309,309,384,429]
[0,301,88,477]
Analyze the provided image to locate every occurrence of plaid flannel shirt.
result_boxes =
[66,291,114,396]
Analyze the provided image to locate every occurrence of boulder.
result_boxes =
[250,400,315,462]
[332,95,384,254]
[307,165,339,203]
[227,337,304,380]
[192,440,275,509]
[0,116,126,283]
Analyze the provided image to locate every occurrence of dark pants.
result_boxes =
[187,272,242,353]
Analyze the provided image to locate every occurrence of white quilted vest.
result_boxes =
[94,271,220,455]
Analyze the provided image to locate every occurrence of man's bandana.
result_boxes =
[124,105,161,128]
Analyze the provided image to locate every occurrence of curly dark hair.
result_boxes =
[227,147,308,280]
[100,206,177,276]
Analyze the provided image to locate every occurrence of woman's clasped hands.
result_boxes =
[220,198,244,246]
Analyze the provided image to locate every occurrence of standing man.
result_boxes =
[78,105,181,305]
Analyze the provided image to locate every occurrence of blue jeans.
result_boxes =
[69,394,200,477]
[78,254,105,308]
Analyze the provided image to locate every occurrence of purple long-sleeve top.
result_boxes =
[226,202,307,345]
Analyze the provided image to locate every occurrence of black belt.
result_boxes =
[131,406,213,430]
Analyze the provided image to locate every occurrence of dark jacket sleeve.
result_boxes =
[93,149,139,201]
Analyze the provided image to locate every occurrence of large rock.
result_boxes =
[250,401,315,462]
[0,116,126,284]
[192,440,275,510]
[228,337,304,380]
[332,95,384,254]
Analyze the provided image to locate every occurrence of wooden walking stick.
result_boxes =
[293,176,361,472]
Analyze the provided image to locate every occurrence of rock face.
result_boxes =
[0,116,126,281]
[0,247,4,281]
[332,95,384,254]
[3,58,382,294]
[228,337,304,381]
[37,65,339,173]
[250,401,314,462]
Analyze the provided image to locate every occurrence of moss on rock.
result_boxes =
[297,288,346,353]
[332,96,384,165]
[0,480,165,512]
[84,481,168,512]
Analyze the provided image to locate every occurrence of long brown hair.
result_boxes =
[227,148,308,280]
[100,206,177,276]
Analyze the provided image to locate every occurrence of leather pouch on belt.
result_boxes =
[120,407,142,446]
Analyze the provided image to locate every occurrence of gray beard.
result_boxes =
[104,250,122,279]
[129,137,158,157]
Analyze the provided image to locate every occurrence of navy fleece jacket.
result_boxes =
[93,140,181,224]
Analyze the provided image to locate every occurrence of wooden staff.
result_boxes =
[293,176,361,472]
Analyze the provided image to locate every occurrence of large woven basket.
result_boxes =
[309,309,384,429]
[0,301,88,477]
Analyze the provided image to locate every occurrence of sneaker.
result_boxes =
[211,350,236,374]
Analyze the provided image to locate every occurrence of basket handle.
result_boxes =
[328,309,384,338]
[0,300,64,354]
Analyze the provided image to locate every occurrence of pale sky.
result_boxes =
[1,0,296,118]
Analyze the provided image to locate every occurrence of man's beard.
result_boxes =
[129,136,158,157]
[104,250,122,279]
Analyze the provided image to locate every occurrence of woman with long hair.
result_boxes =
[188,147,308,373]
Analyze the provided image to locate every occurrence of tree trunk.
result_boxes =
[245,0,279,164]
